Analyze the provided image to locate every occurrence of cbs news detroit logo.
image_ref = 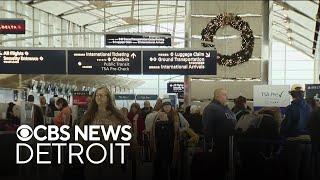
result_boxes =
[16,124,132,164]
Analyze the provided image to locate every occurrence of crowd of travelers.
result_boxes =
[3,84,320,180]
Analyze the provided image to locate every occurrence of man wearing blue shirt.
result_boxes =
[280,84,312,180]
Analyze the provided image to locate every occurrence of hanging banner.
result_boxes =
[305,84,320,101]
[253,85,291,108]
[167,82,184,99]
[68,50,141,74]
[0,19,25,34]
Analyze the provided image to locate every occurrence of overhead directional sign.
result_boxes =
[68,50,141,74]
[136,94,158,100]
[167,82,184,99]
[0,49,66,74]
[143,50,217,75]
[105,33,171,46]
[114,94,136,100]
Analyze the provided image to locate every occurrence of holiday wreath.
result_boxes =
[201,13,255,67]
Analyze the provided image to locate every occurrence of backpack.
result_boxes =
[236,113,263,132]
[235,110,250,121]
[245,114,279,139]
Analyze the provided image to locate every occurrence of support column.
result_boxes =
[184,0,192,106]
[314,34,320,83]
[262,0,270,84]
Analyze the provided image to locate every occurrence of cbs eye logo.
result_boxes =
[16,125,33,142]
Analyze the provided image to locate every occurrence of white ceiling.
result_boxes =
[272,1,319,57]
[29,0,185,32]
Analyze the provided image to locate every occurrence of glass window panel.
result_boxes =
[271,61,285,71]
[286,61,314,71]
[272,71,285,79]
[271,51,285,61]
[285,70,313,80]
[286,51,312,61]
[285,79,314,85]
[271,80,285,85]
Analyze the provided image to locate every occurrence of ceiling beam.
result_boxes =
[172,0,179,45]
[155,0,160,32]
[84,5,184,27]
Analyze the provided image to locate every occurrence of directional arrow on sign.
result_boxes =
[131,53,136,59]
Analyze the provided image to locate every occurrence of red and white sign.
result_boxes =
[0,19,25,34]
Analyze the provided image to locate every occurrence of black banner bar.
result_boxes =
[0,49,66,74]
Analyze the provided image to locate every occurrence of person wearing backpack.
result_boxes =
[280,84,312,180]
[232,96,251,121]
[236,107,281,180]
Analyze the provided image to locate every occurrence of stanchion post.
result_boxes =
[228,136,234,180]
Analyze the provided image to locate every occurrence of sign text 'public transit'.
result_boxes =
[0,49,66,74]
[143,50,217,75]
[68,50,141,74]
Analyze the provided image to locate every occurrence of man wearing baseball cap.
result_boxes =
[280,84,312,180]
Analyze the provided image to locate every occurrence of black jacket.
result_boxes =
[188,113,203,134]
[202,100,236,142]
[309,108,320,144]
[33,104,44,126]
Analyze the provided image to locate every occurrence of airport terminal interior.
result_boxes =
[0,0,320,180]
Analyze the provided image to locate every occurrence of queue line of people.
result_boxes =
[200,84,320,180]
[4,84,320,180]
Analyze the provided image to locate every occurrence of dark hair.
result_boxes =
[56,98,68,109]
[81,87,126,125]
[153,98,162,111]
[39,93,44,96]
[27,95,34,102]
[130,103,141,115]
[232,96,247,113]
[185,105,191,114]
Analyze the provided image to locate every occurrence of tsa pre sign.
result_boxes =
[253,85,291,108]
